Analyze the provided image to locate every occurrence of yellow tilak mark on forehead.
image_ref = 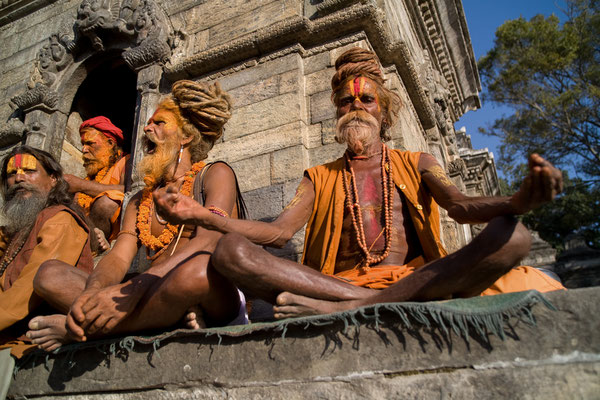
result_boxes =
[7,154,37,174]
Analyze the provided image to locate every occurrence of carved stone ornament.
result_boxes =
[447,158,466,177]
[11,0,174,115]
[72,0,174,70]
[11,83,59,113]
[0,118,26,147]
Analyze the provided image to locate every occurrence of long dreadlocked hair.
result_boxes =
[331,47,402,141]
[158,80,233,163]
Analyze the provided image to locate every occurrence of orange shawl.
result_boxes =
[302,150,447,275]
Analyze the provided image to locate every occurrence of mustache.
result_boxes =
[6,182,41,198]
[337,110,380,129]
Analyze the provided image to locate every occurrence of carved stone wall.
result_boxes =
[0,0,481,256]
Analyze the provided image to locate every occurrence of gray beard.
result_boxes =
[2,185,47,237]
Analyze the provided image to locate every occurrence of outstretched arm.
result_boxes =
[64,174,124,197]
[154,176,316,248]
[420,153,562,224]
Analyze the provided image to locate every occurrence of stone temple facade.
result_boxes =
[0,0,481,260]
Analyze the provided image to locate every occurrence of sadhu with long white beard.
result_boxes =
[154,47,565,318]
[26,80,247,351]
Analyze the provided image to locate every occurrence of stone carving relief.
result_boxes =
[11,0,174,118]
[70,0,174,70]
[0,118,26,147]
[420,50,457,155]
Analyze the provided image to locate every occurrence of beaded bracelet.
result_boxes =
[208,205,229,218]
[117,230,138,238]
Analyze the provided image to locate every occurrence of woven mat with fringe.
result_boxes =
[16,290,554,370]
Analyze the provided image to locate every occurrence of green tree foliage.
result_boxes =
[479,0,600,249]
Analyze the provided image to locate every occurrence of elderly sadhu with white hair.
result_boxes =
[26,80,247,351]
[153,48,565,319]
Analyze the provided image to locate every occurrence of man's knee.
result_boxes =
[213,232,254,272]
[507,220,532,262]
[483,216,532,265]
[33,260,67,297]
[89,196,118,221]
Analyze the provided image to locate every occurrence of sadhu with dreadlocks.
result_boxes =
[26,80,247,351]
[154,47,565,318]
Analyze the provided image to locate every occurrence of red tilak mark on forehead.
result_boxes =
[14,154,22,169]
[353,77,362,98]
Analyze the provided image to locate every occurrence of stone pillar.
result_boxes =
[130,64,163,192]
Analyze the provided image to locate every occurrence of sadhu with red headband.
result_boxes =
[64,116,130,249]
[152,46,565,320]
[25,80,248,352]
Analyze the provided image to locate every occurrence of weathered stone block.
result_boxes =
[208,0,301,47]
[8,288,600,399]
[208,121,303,164]
[305,67,333,96]
[308,141,345,167]
[216,53,300,92]
[270,144,307,184]
[303,51,331,75]
[177,0,271,35]
[278,69,300,95]
[309,90,335,124]
[225,92,301,140]
[321,118,337,145]
[230,153,270,193]
[227,74,280,109]
[303,122,322,149]
[243,183,283,221]
[192,29,209,54]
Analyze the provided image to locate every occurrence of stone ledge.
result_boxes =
[9,287,600,399]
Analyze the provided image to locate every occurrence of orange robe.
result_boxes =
[302,150,565,295]
[77,155,129,240]
[0,206,93,357]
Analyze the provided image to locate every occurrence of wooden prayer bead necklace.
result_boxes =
[0,232,27,278]
[342,143,394,271]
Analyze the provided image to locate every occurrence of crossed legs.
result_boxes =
[212,216,532,318]
[26,254,239,351]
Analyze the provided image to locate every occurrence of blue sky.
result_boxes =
[456,0,567,165]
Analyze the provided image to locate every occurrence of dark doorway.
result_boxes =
[71,59,137,154]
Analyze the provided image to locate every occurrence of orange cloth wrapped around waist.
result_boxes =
[337,258,565,294]
[480,266,565,295]
[334,256,426,289]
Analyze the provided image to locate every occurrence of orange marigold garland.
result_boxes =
[77,166,110,211]
[136,162,205,252]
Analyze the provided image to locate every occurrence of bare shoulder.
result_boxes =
[204,162,236,183]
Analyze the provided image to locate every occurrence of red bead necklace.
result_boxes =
[342,143,394,271]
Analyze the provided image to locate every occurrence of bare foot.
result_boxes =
[183,305,206,330]
[26,315,72,352]
[94,228,111,253]
[273,292,363,319]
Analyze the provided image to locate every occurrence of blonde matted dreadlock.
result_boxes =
[159,80,233,163]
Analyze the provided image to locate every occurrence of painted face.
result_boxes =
[6,153,55,198]
[336,76,383,125]
[142,108,182,154]
[81,128,114,177]
[139,108,183,188]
